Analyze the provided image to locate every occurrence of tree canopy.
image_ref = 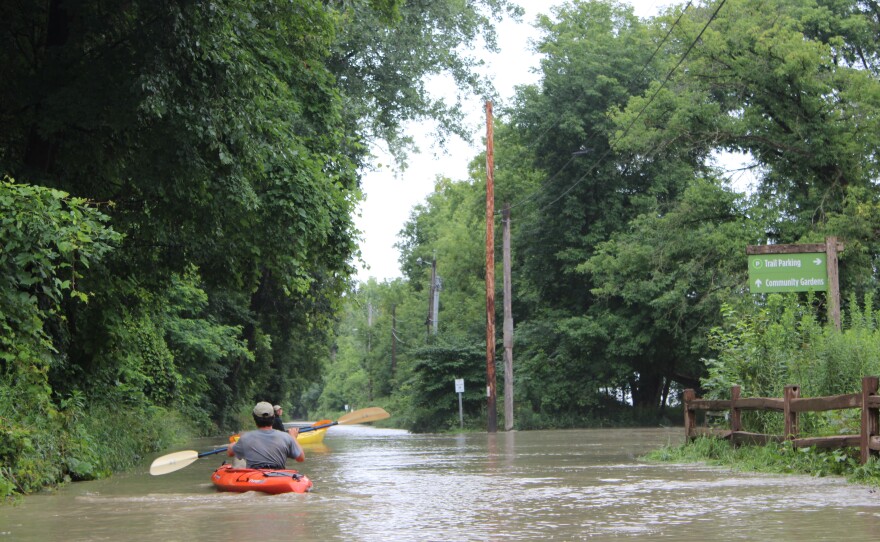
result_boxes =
[327,0,880,430]
[0,0,522,495]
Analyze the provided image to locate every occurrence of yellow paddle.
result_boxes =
[149,406,390,475]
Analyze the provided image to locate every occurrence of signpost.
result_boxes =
[454,378,464,429]
[747,237,843,330]
[748,253,827,293]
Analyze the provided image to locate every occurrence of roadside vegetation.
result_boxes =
[644,294,880,485]
[1,0,523,499]
[4,0,880,499]
[645,437,880,487]
[324,0,880,442]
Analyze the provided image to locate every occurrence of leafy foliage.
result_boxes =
[329,0,523,161]
[327,0,880,437]
[408,342,487,433]
[0,0,519,495]
[583,179,763,405]
[0,178,161,497]
[702,294,880,435]
[1,178,120,367]
[1,0,361,430]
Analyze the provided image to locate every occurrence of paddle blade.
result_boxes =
[298,408,390,433]
[149,450,199,476]
[337,407,390,425]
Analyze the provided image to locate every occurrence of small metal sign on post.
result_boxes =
[454,378,465,429]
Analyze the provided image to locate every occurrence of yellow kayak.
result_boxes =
[229,418,330,447]
[296,427,327,445]
[296,418,331,445]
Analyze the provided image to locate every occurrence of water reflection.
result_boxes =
[1,427,878,541]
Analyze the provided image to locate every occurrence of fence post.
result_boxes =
[730,385,742,432]
[783,385,799,440]
[860,376,879,464]
[684,389,696,442]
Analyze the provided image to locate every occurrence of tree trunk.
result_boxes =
[631,372,664,409]
[24,0,71,174]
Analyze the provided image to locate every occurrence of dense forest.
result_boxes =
[332,0,880,433]
[0,0,520,495]
[4,0,880,497]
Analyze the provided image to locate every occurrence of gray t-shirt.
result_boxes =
[232,428,303,469]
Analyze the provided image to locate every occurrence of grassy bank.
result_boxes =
[1,401,192,502]
[645,436,880,487]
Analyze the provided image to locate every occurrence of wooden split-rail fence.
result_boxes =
[683,376,880,464]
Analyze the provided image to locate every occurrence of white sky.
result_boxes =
[354,0,669,283]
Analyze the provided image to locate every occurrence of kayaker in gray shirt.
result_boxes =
[227,401,305,469]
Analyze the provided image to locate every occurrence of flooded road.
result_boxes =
[2,426,878,540]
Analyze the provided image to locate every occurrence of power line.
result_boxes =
[505,0,732,217]
[520,2,694,157]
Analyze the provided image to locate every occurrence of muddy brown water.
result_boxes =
[2,426,879,541]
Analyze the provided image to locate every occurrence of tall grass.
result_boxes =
[645,437,880,486]
[653,294,880,486]
[1,385,191,501]
[701,294,880,435]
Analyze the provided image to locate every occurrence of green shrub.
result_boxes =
[645,437,880,486]
[702,294,880,435]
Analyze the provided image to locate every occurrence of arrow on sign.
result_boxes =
[813,258,823,265]
[755,279,763,288]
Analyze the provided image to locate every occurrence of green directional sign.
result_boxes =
[748,253,828,293]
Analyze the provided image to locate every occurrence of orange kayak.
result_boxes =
[211,464,313,494]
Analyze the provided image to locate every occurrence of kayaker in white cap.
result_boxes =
[226,401,305,468]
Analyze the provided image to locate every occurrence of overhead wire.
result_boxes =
[519,1,693,160]
[503,0,731,217]
[503,1,694,213]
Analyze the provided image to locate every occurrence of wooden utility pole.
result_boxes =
[431,262,440,335]
[391,304,397,378]
[502,203,514,431]
[366,300,373,401]
[485,100,497,433]
[426,256,436,338]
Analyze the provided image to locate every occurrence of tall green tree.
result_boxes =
[0,1,361,423]
[506,0,689,411]
[610,0,880,344]
[511,1,661,310]
[614,0,880,242]
[1,0,520,435]
[398,176,487,338]
[585,179,762,403]
[319,278,417,413]
[328,0,523,161]
[508,0,880,410]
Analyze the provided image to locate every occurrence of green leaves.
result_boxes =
[329,0,523,161]
[0,177,122,495]
[702,293,880,436]
[408,342,486,432]
[1,177,120,365]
